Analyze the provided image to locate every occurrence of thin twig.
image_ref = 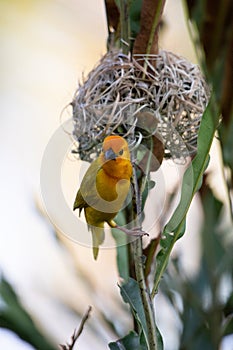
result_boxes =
[60,306,92,350]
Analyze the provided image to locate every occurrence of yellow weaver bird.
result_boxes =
[73,135,136,259]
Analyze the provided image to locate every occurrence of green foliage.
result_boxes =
[119,278,148,346]
[152,95,219,297]
[0,276,56,350]
[109,278,163,350]
[161,188,233,349]
[112,210,130,281]
[109,330,147,350]
[224,312,233,337]
[129,0,143,39]
[106,0,143,52]
[114,0,142,35]
[184,0,233,202]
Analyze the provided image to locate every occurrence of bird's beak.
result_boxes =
[104,147,117,161]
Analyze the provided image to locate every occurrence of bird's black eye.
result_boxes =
[119,149,123,156]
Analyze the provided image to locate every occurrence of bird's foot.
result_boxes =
[115,225,149,237]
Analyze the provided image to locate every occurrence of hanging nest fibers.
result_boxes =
[71,50,210,164]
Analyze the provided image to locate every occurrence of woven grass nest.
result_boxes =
[72,50,210,164]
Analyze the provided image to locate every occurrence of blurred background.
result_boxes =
[1,0,232,349]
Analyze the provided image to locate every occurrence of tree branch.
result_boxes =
[60,306,92,350]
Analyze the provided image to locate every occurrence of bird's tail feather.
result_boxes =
[89,225,105,260]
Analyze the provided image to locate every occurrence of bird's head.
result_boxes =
[100,135,132,179]
[102,135,130,160]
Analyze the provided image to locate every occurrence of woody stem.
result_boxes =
[131,159,157,350]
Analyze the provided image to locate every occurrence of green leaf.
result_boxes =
[113,209,130,281]
[114,0,142,38]
[223,315,233,336]
[144,236,161,279]
[0,276,56,350]
[155,327,164,350]
[224,292,233,317]
[114,0,120,10]
[119,277,164,350]
[160,185,233,349]
[129,0,143,38]
[108,331,147,350]
[112,231,129,281]
[220,119,233,170]
[151,96,219,297]
[119,278,148,344]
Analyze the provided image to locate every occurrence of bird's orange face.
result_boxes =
[100,135,132,179]
[102,135,130,159]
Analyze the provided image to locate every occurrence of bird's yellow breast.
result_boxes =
[101,157,132,179]
[96,166,131,203]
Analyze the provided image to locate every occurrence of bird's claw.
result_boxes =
[115,225,149,237]
[130,227,149,237]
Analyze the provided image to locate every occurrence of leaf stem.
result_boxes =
[131,157,157,350]
[146,0,165,56]
[119,0,130,54]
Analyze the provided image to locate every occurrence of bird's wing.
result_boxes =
[73,189,86,212]
[73,159,101,212]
